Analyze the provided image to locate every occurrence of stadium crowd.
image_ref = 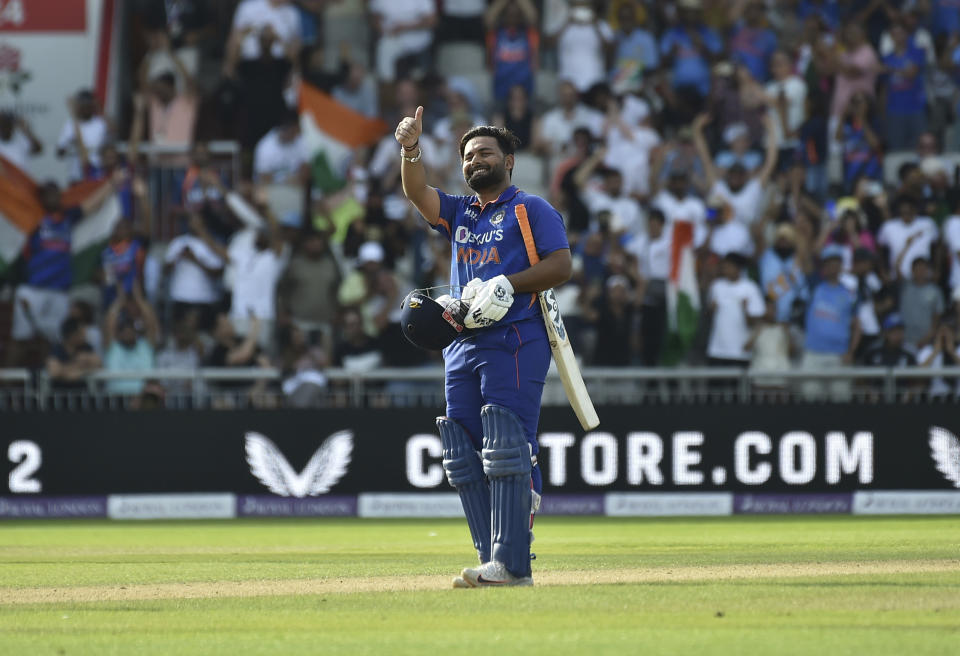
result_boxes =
[4,0,960,404]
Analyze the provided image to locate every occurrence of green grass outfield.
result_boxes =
[1,516,958,655]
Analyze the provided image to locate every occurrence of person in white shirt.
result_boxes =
[230,225,289,354]
[941,211,960,298]
[917,320,960,399]
[652,169,707,231]
[0,112,42,171]
[693,112,778,226]
[534,80,605,157]
[702,196,755,258]
[55,90,110,181]
[628,209,671,366]
[553,0,614,93]
[764,50,807,152]
[707,253,766,366]
[230,0,302,61]
[253,112,310,183]
[877,197,939,280]
[370,0,437,81]
[573,147,644,237]
[601,97,661,199]
[164,214,225,330]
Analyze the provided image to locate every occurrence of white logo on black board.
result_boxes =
[929,426,960,488]
[245,431,353,497]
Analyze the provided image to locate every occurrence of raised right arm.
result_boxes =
[397,105,440,224]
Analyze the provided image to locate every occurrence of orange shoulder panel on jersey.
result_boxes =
[436,216,451,236]
[514,203,539,308]
[514,204,540,265]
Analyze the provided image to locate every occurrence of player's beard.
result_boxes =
[465,160,507,192]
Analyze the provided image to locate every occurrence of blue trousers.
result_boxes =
[443,318,550,494]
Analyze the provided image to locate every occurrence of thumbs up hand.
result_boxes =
[395,105,423,149]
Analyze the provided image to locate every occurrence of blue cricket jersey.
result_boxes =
[24,208,83,291]
[432,185,569,327]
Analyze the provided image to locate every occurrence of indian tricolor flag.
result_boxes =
[298,82,389,190]
[664,220,700,364]
[0,157,122,282]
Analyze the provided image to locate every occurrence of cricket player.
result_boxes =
[396,107,571,587]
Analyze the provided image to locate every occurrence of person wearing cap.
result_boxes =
[899,256,945,349]
[337,240,401,340]
[801,243,861,401]
[760,222,808,323]
[862,313,916,366]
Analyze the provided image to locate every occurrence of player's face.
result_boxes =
[462,136,509,191]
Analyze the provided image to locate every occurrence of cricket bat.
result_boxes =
[537,289,600,430]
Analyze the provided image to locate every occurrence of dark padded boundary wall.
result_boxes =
[2,405,957,499]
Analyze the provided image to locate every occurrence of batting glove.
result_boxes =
[459,278,484,305]
[464,274,514,328]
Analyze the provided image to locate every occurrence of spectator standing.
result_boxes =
[164,213,225,329]
[11,178,120,346]
[877,196,939,279]
[101,220,146,308]
[206,313,272,404]
[337,241,400,340]
[694,112,778,227]
[765,50,807,156]
[747,298,796,395]
[102,285,160,396]
[658,0,723,124]
[485,0,539,105]
[156,313,204,400]
[899,257,945,349]
[881,22,928,150]
[369,0,437,82]
[609,1,659,93]
[229,218,288,353]
[652,169,707,232]
[917,318,960,399]
[142,36,199,147]
[439,0,486,43]
[591,275,639,365]
[728,1,778,83]
[801,245,861,401]
[554,0,614,94]
[706,253,766,367]
[253,110,310,183]
[333,307,383,371]
[830,23,880,120]
[278,230,341,354]
[759,223,808,323]
[573,147,643,238]
[56,90,110,182]
[836,92,884,193]
[862,312,916,366]
[332,62,379,118]
[534,80,604,157]
[224,0,301,148]
[943,206,960,299]
[600,97,660,201]
[798,93,830,199]
[494,84,539,151]
[628,209,670,366]
[0,112,43,171]
[45,318,102,390]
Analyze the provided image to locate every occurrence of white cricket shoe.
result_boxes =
[459,560,533,587]
[452,576,472,588]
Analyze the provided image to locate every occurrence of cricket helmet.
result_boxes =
[400,291,468,351]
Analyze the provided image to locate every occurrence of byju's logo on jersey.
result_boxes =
[245,430,353,497]
[490,209,505,225]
